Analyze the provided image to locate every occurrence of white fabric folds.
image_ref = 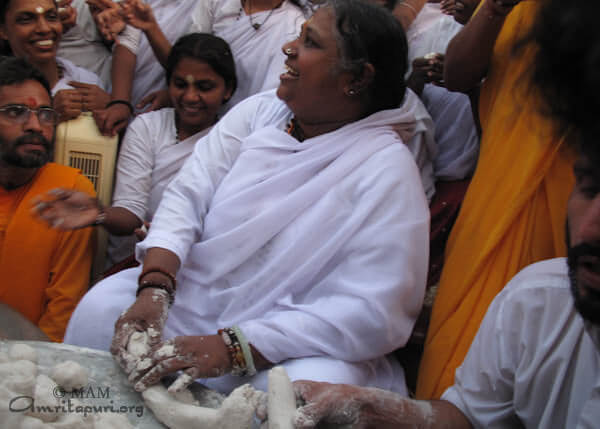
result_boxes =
[66,90,429,395]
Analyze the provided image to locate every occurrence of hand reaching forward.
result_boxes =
[130,334,232,393]
[32,188,101,230]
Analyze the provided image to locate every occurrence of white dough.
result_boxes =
[52,411,95,429]
[20,415,53,428]
[127,332,150,359]
[267,367,296,429]
[0,359,37,395]
[92,412,135,429]
[142,384,260,429]
[0,350,9,363]
[26,374,61,422]
[51,361,88,392]
[9,344,38,363]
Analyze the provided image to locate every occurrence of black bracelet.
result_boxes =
[105,99,134,116]
[136,280,175,305]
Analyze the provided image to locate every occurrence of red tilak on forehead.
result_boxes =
[26,97,39,108]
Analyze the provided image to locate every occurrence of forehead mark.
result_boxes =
[35,6,46,14]
[27,97,39,108]
[185,75,195,84]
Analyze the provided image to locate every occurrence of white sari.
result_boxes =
[66,90,429,395]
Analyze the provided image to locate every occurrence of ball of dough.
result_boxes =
[51,360,88,392]
[9,343,38,363]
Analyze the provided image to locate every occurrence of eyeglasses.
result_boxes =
[0,104,59,126]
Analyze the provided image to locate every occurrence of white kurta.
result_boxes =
[442,258,600,429]
[65,90,429,395]
[53,57,105,95]
[58,0,141,91]
[189,0,307,109]
[107,108,210,264]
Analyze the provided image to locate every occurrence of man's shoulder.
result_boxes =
[36,163,95,195]
[503,257,570,295]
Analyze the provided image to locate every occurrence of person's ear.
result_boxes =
[222,85,234,104]
[0,25,7,41]
[344,62,375,97]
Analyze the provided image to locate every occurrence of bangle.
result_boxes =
[219,327,248,376]
[398,1,417,17]
[136,280,174,305]
[106,99,134,115]
[232,326,256,376]
[138,267,177,292]
[92,201,106,226]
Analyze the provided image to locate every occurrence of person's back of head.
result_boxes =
[532,0,600,164]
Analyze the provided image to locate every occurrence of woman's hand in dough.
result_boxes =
[407,53,445,95]
[31,188,100,230]
[131,334,231,392]
[91,1,126,42]
[111,288,170,377]
[292,381,367,428]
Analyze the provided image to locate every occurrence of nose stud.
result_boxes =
[285,48,294,55]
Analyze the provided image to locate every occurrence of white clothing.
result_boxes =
[58,0,140,90]
[65,90,430,395]
[58,0,112,87]
[421,84,479,180]
[405,3,463,68]
[190,0,307,109]
[53,57,105,95]
[404,89,437,201]
[130,0,197,107]
[106,108,210,264]
[442,258,600,429]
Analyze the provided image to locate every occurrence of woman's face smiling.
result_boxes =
[169,57,232,141]
[277,7,355,126]
[0,0,62,63]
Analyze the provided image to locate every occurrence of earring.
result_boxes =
[348,89,356,96]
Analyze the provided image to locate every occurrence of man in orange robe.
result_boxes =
[0,57,94,342]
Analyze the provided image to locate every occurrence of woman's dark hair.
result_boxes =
[0,56,51,94]
[327,0,408,115]
[531,0,600,160]
[166,33,237,97]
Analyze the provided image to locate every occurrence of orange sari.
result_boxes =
[416,1,575,399]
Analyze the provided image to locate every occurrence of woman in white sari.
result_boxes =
[40,0,430,396]
[36,33,237,264]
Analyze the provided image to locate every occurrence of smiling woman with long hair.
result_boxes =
[39,0,430,397]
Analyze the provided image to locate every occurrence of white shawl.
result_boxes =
[139,90,429,369]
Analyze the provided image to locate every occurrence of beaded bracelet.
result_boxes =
[219,327,248,376]
[136,280,174,305]
[92,200,106,226]
[232,326,257,376]
[138,267,177,292]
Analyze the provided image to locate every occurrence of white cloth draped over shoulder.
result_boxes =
[65,90,429,395]
[190,0,307,109]
[107,108,210,265]
[52,57,105,95]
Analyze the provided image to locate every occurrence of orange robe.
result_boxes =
[0,163,95,342]
[416,1,575,399]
